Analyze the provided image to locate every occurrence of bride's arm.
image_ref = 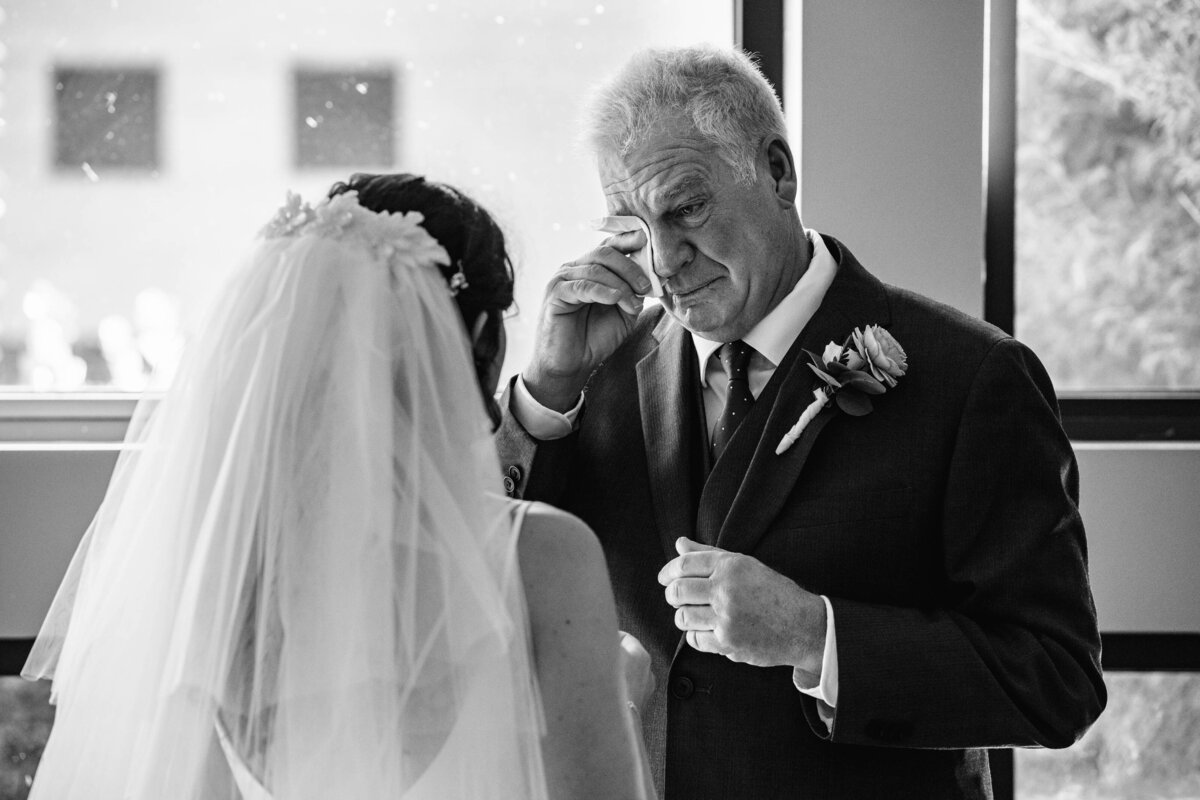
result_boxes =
[518,505,655,800]
[618,632,658,800]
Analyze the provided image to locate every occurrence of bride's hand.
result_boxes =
[618,631,655,712]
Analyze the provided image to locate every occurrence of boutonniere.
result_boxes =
[775,325,908,455]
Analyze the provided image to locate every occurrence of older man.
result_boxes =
[498,46,1104,799]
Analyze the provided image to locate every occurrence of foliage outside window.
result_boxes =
[0,677,51,800]
[1015,0,1200,391]
[1015,671,1200,799]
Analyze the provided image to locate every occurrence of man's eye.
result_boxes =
[676,201,705,218]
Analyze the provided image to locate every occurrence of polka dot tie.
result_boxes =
[711,340,755,460]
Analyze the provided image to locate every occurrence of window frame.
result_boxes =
[736,0,785,105]
[985,0,1200,442]
[0,393,136,443]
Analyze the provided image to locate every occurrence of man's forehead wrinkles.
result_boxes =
[602,173,639,195]
[600,139,713,214]
[609,169,709,207]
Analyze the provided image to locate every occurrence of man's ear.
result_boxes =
[763,136,798,207]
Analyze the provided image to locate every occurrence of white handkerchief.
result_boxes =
[591,215,663,298]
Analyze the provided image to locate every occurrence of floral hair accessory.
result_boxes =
[775,324,907,455]
[260,192,314,238]
[259,191,453,286]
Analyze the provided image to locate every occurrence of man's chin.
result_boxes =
[665,305,736,341]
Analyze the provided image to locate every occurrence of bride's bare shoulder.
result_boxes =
[516,502,602,563]
[508,512,639,797]
[514,502,612,603]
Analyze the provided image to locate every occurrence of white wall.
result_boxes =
[1075,446,1200,633]
[0,450,116,638]
[799,1,984,316]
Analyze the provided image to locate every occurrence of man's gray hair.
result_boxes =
[582,45,788,184]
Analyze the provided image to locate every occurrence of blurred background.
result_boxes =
[0,0,733,390]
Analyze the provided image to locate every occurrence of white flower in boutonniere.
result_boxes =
[775,324,908,455]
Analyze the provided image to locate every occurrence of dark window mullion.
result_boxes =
[984,0,1016,337]
[736,0,785,107]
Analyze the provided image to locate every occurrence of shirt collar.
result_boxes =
[692,230,839,385]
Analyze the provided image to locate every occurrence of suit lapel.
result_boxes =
[703,236,893,553]
[637,314,708,562]
[696,327,818,547]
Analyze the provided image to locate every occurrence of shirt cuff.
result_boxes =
[510,374,583,441]
[793,596,839,725]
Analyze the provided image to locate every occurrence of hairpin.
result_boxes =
[448,260,469,296]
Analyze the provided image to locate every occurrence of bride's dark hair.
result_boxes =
[327,173,514,429]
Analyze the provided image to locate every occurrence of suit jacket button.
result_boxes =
[505,465,522,484]
[502,476,517,496]
[671,676,694,699]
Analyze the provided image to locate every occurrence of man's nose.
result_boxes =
[649,226,693,280]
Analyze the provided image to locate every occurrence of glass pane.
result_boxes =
[1015,0,1200,391]
[1015,671,1200,799]
[0,0,734,390]
[0,677,52,800]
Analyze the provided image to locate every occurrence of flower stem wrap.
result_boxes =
[775,388,830,455]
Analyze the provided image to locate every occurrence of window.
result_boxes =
[1016,671,1200,799]
[54,67,160,174]
[0,0,737,393]
[987,0,1200,439]
[294,68,395,168]
[0,676,51,799]
[1013,0,1200,393]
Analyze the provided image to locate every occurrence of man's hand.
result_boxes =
[618,631,655,711]
[658,537,826,672]
[522,229,652,412]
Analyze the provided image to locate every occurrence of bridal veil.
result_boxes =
[23,191,548,799]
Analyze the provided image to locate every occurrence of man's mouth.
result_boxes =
[667,277,718,299]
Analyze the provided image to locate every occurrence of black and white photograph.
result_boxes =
[1,1,1198,798]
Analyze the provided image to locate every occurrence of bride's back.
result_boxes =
[22,173,651,800]
[517,502,650,799]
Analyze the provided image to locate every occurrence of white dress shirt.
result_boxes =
[512,230,842,724]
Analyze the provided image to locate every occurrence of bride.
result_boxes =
[22,173,655,799]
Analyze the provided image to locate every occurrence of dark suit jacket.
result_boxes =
[497,235,1105,800]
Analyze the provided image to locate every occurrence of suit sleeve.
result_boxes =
[496,375,580,503]
[810,338,1106,749]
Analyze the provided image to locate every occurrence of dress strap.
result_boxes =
[507,497,532,530]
